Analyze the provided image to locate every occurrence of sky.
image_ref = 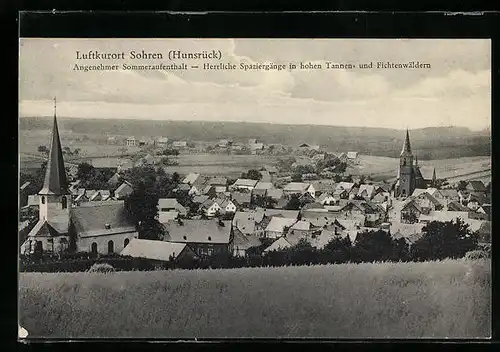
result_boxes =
[19,38,491,131]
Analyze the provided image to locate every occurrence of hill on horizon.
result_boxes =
[19,116,491,160]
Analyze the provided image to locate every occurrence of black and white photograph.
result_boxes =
[18,38,491,339]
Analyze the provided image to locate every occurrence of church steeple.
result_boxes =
[39,97,69,195]
[400,129,412,156]
[396,129,415,198]
[432,168,437,186]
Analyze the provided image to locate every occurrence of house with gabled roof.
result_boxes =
[232,210,265,235]
[254,181,273,192]
[317,192,338,206]
[372,192,390,204]
[192,194,210,205]
[308,228,347,250]
[200,198,222,217]
[347,152,358,159]
[188,180,207,196]
[208,176,228,187]
[447,200,470,212]
[336,182,355,192]
[440,189,460,202]
[231,192,251,208]
[114,181,134,200]
[357,185,376,200]
[126,136,137,147]
[263,237,292,253]
[106,173,122,190]
[285,220,318,240]
[311,179,337,195]
[466,192,489,211]
[182,172,200,185]
[283,182,315,198]
[89,190,112,202]
[158,198,187,217]
[332,188,349,200]
[219,198,237,213]
[232,178,259,191]
[174,183,191,193]
[425,187,445,199]
[400,197,424,223]
[264,217,298,239]
[466,180,486,192]
[121,238,195,264]
[232,229,262,257]
[164,219,234,257]
[413,191,443,212]
[267,188,284,201]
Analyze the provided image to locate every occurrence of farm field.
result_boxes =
[352,155,491,184]
[18,259,491,339]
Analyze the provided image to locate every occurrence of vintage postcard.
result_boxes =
[18,38,491,339]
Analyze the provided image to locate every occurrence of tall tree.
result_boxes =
[353,229,394,263]
[411,218,477,261]
[241,169,262,180]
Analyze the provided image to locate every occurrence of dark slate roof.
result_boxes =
[70,201,136,237]
[467,181,486,192]
[447,201,470,212]
[28,220,66,237]
[233,229,262,250]
[413,165,424,180]
[231,192,251,205]
[39,115,69,195]
[401,129,412,156]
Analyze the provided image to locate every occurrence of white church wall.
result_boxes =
[77,232,139,255]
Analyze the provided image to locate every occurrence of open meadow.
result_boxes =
[18,259,491,339]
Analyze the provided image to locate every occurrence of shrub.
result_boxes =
[464,250,489,260]
[87,263,115,273]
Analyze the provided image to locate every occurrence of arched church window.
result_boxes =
[108,240,114,254]
[124,238,130,248]
[61,196,67,209]
[41,196,45,204]
[403,160,406,166]
[91,242,98,254]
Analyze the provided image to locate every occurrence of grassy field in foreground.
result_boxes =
[19,259,491,339]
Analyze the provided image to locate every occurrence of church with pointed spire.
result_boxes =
[22,98,138,255]
[394,129,425,198]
